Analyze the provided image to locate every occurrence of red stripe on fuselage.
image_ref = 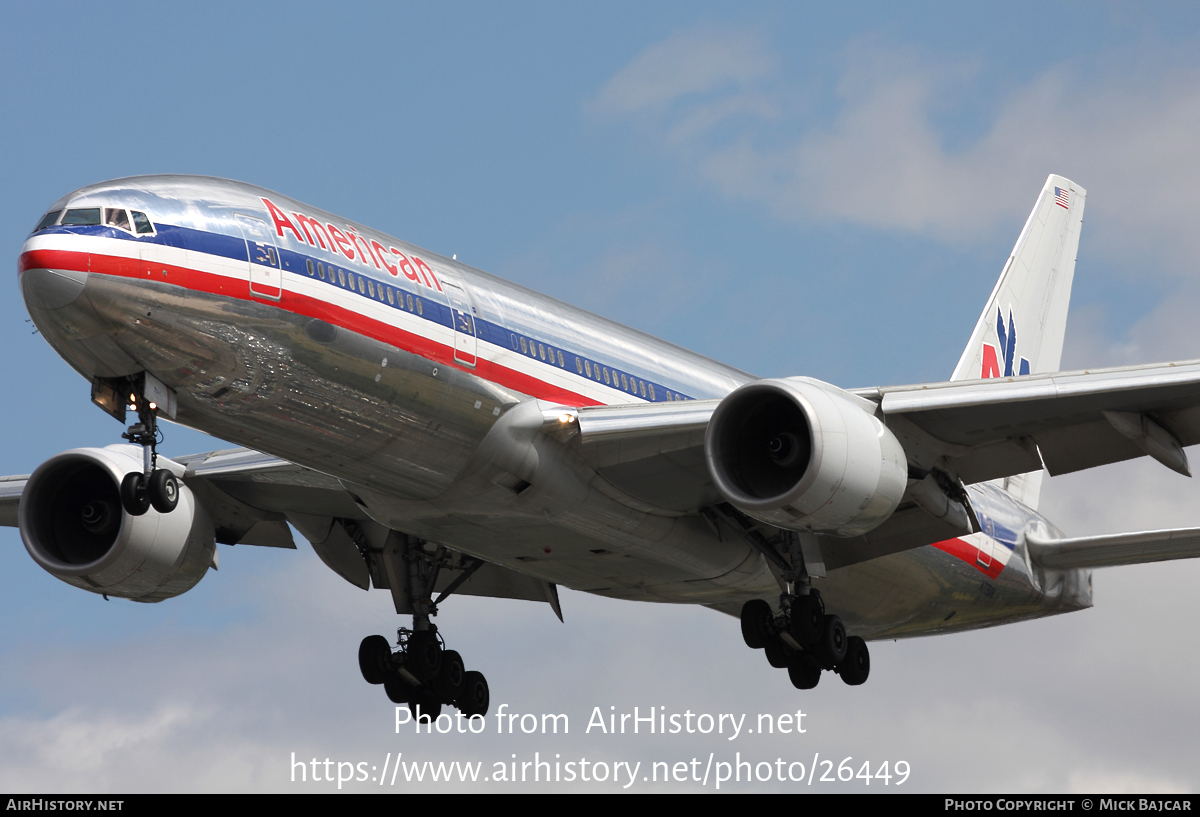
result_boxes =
[931,537,1006,580]
[20,247,602,407]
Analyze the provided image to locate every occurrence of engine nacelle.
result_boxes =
[705,377,908,537]
[19,445,216,602]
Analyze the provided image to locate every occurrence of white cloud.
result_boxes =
[598,29,1200,274]
[592,26,777,116]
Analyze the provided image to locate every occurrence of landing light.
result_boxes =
[558,413,576,424]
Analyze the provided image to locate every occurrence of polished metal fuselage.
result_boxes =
[18,175,1092,638]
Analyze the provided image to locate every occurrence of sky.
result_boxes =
[3,1,1200,793]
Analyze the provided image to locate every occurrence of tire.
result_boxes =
[458,670,490,717]
[148,470,180,514]
[433,650,466,702]
[763,637,790,669]
[120,472,150,516]
[384,676,411,703]
[406,630,443,682]
[789,593,824,646]
[358,635,392,685]
[787,655,822,690]
[815,614,848,668]
[410,694,442,724]
[837,636,870,686]
[740,599,774,650]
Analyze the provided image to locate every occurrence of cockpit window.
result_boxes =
[131,211,154,235]
[33,210,62,232]
[105,208,131,231]
[61,208,101,226]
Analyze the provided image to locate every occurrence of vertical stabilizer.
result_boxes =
[951,174,1086,508]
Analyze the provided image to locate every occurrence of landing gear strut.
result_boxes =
[358,533,491,718]
[719,509,870,689]
[118,381,178,516]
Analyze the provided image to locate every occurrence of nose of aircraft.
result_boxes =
[20,266,87,311]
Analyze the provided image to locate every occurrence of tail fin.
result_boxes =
[951,174,1087,508]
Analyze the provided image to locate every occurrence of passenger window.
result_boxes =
[520,337,528,354]
[318,262,326,280]
[62,208,101,226]
[367,279,375,297]
[358,277,366,295]
[105,208,131,231]
[347,272,356,289]
[511,334,518,350]
[648,383,655,400]
[416,298,423,315]
[584,360,592,377]
[33,210,62,231]
[620,373,628,390]
[406,293,414,311]
[131,211,154,235]
[639,381,646,398]
[387,287,395,305]
[603,368,611,385]
[557,350,565,367]
[575,357,583,374]
[538,343,546,361]
[306,259,315,276]
[338,269,346,287]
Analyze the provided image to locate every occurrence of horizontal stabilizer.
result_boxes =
[1026,526,1200,569]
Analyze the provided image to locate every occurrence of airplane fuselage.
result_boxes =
[18,175,1092,639]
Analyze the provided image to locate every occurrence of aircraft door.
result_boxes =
[441,279,478,368]
[236,215,283,300]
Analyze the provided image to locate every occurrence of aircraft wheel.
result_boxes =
[406,630,442,682]
[815,614,848,667]
[764,637,790,669]
[148,470,179,514]
[837,636,870,686]
[458,670,490,717]
[740,599,773,649]
[410,694,442,724]
[120,472,150,516]
[358,635,392,685]
[433,650,466,701]
[787,655,822,690]
[789,593,824,646]
[384,676,412,704]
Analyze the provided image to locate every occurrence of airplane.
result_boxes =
[9,172,1200,722]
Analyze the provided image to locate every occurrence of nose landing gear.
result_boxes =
[118,386,178,516]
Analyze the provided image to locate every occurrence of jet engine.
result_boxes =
[19,445,216,602]
[705,377,908,537]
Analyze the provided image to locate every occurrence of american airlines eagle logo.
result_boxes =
[981,307,1029,378]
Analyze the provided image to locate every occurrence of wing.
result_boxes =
[1027,526,1200,569]
[1,446,565,614]
[860,358,1200,483]
[552,358,1200,570]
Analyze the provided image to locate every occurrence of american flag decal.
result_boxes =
[1054,187,1069,209]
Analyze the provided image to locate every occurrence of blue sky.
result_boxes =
[4,2,1200,792]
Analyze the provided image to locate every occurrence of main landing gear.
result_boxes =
[740,590,870,689]
[358,533,490,719]
[713,507,870,689]
[118,383,179,516]
[358,626,490,721]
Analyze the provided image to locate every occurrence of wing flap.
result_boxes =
[1027,527,1200,569]
[874,360,1200,481]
